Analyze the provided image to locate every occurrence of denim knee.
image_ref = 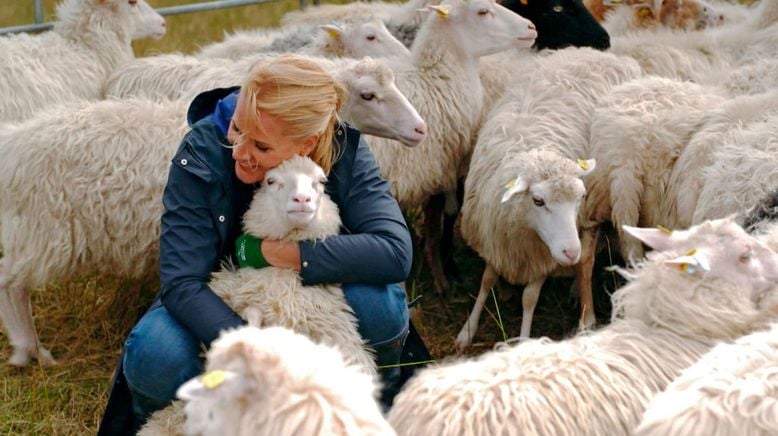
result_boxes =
[342,283,408,347]
[122,306,204,409]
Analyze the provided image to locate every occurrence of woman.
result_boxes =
[99,54,412,434]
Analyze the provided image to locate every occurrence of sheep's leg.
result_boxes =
[0,262,54,366]
[518,278,545,339]
[610,167,645,264]
[441,188,462,283]
[576,226,599,332]
[454,263,498,350]
[423,194,450,295]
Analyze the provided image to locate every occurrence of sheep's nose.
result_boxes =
[161,19,167,27]
[415,123,427,136]
[528,23,536,31]
[293,193,311,204]
[563,249,579,263]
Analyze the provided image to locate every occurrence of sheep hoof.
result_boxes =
[9,348,32,367]
[454,329,473,352]
[35,347,57,367]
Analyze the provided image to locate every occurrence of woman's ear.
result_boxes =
[300,134,319,157]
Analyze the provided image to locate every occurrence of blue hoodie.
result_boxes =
[153,87,413,346]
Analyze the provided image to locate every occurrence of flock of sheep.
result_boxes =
[1,0,778,434]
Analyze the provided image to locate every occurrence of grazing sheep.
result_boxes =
[140,326,393,436]
[195,18,409,61]
[389,217,778,436]
[0,0,165,122]
[457,48,641,347]
[635,322,778,436]
[0,57,427,367]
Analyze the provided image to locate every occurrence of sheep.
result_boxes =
[206,156,376,374]
[595,0,724,34]
[0,0,165,123]
[280,0,432,28]
[360,0,536,208]
[582,76,728,263]
[635,322,778,436]
[0,57,428,367]
[388,217,778,436]
[140,326,393,436]
[195,18,409,61]
[456,47,641,348]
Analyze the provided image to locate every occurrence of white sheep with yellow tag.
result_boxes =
[389,217,778,436]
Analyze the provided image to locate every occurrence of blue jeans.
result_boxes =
[122,283,408,421]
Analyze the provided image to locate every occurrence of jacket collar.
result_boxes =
[187,86,240,130]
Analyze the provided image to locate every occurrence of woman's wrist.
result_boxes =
[261,239,302,272]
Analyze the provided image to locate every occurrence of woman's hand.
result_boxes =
[261,240,302,271]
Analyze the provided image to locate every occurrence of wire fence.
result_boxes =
[0,0,318,35]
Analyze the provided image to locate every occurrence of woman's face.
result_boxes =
[228,97,318,184]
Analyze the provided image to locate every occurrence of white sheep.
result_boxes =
[195,18,409,61]
[582,76,727,263]
[0,57,427,367]
[635,322,778,436]
[594,0,724,35]
[388,217,778,436]
[456,47,641,348]
[366,0,539,210]
[0,0,165,122]
[280,0,432,28]
[140,326,393,436]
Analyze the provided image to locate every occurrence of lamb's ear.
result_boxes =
[176,370,251,401]
[320,24,344,40]
[622,225,676,251]
[501,176,529,203]
[425,4,451,19]
[576,159,596,177]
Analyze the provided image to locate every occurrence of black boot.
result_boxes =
[374,329,409,411]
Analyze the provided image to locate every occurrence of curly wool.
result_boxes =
[635,322,778,436]
[0,0,141,122]
[388,246,778,436]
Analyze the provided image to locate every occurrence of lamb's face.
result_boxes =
[625,218,778,302]
[428,0,537,58]
[339,60,427,147]
[263,158,328,228]
[344,20,411,58]
[118,0,166,40]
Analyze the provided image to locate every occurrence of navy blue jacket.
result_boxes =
[155,87,412,346]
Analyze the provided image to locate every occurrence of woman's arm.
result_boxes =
[159,157,246,346]
[298,136,413,285]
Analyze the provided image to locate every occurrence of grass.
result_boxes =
[0,0,627,433]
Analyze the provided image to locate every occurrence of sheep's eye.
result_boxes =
[266,178,275,186]
[739,252,752,263]
[360,92,375,101]
[366,34,377,41]
[477,8,490,15]
[129,0,138,5]
[532,196,545,207]
[553,5,563,12]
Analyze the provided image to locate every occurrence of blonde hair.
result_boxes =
[237,54,347,174]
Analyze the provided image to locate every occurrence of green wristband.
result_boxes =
[235,233,271,269]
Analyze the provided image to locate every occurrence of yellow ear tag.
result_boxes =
[520,0,528,5]
[680,263,691,272]
[433,5,450,19]
[327,29,340,38]
[656,225,672,235]
[504,178,519,189]
[577,159,590,171]
[686,248,697,256]
[202,370,227,390]
[638,7,652,17]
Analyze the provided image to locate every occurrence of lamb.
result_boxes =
[456,48,641,348]
[0,0,165,122]
[388,217,778,436]
[0,57,428,367]
[195,18,409,61]
[635,322,778,436]
[139,326,393,436]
